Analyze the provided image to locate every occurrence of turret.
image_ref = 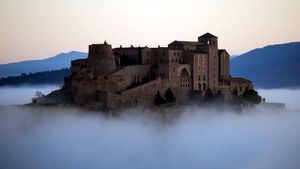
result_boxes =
[87,41,116,75]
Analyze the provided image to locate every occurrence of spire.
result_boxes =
[104,40,107,45]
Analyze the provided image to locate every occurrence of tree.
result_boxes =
[215,90,225,103]
[154,91,165,105]
[204,88,215,102]
[163,88,176,103]
[241,89,262,105]
[35,91,44,98]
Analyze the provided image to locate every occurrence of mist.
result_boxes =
[0,85,58,106]
[0,87,300,169]
[258,88,300,110]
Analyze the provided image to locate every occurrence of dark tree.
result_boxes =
[215,90,225,102]
[154,91,165,105]
[163,88,176,103]
[204,88,215,102]
[241,89,262,105]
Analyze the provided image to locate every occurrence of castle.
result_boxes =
[70,33,253,110]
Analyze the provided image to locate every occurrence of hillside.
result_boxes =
[0,68,70,86]
[0,51,87,78]
[231,42,300,89]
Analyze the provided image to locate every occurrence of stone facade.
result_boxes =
[69,33,253,110]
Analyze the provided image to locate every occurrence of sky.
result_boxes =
[0,0,299,64]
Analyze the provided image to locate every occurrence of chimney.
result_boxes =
[131,45,134,48]
[158,45,160,48]
[120,45,122,48]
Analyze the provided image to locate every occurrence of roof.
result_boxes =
[218,49,228,55]
[230,77,252,83]
[170,40,201,46]
[198,33,218,39]
[113,47,147,50]
[177,41,201,46]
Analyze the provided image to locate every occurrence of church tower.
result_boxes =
[197,33,219,93]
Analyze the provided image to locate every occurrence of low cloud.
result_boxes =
[0,105,299,169]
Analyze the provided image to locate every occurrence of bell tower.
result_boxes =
[197,33,219,93]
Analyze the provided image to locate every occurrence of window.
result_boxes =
[203,75,205,81]
[173,68,175,72]
[177,52,179,56]
[174,52,176,56]
[175,59,177,63]
[198,75,200,81]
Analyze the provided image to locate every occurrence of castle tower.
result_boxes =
[87,41,116,75]
[197,33,219,93]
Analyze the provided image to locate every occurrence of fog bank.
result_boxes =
[0,85,58,106]
[258,88,300,110]
[0,106,299,169]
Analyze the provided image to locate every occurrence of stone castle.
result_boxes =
[70,33,253,110]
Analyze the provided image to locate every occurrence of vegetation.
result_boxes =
[154,89,177,105]
[163,89,176,103]
[241,89,262,105]
[0,68,70,86]
[191,88,262,109]
[154,91,165,105]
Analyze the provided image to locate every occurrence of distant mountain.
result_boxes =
[0,51,87,78]
[0,68,70,86]
[231,42,300,89]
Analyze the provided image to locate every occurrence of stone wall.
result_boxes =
[230,78,253,95]
[112,65,151,87]
[87,43,116,75]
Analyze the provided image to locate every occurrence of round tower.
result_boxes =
[87,41,116,75]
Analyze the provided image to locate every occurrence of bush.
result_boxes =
[163,88,176,103]
[241,89,262,105]
[154,91,165,105]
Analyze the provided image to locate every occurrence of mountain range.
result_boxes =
[0,42,299,88]
[0,51,87,78]
[231,42,300,88]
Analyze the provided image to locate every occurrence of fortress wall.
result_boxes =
[112,65,151,87]
[230,78,253,95]
[106,78,164,109]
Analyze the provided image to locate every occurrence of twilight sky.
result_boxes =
[0,0,299,64]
